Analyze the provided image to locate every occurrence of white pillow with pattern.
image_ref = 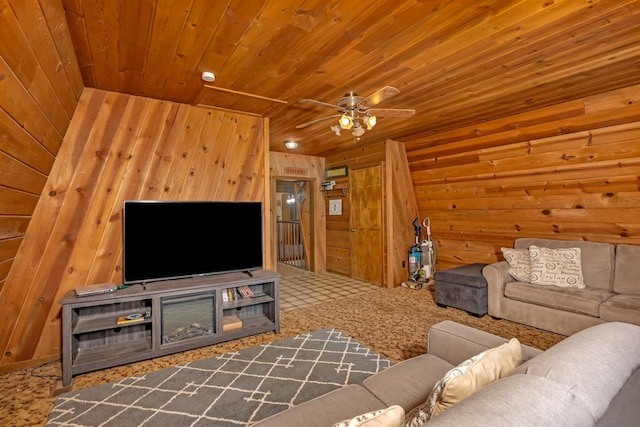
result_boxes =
[501,247,531,282]
[332,405,404,427]
[529,245,585,288]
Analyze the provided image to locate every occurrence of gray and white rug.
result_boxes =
[47,328,392,426]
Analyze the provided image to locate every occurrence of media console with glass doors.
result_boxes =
[59,270,279,388]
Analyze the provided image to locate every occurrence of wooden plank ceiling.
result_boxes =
[62,0,640,158]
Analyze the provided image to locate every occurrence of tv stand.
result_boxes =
[244,270,253,277]
[58,269,280,389]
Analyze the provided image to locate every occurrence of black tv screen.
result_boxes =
[123,201,263,284]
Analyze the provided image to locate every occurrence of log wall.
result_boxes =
[0,88,268,371]
[405,84,640,271]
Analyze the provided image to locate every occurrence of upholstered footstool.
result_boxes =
[434,263,488,317]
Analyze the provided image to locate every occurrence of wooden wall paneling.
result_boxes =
[191,109,224,199]
[0,57,64,154]
[0,88,267,370]
[9,0,80,117]
[1,91,132,365]
[0,152,47,194]
[407,86,640,271]
[385,140,419,287]
[159,108,209,200]
[0,89,103,367]
[0,1,71,134]
[140,104,192,200]
[86,100,176,287]
[0,110,55,175]
[39,0,84,101]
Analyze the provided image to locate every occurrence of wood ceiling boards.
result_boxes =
[63,0,640,158]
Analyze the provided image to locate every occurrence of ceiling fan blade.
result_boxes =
[358,86,400,109]
[298,98,343,110]
[296,114,342,129]
[367,108,415,118]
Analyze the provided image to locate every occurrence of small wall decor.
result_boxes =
[325,165,348,179]
[329,199,342,215]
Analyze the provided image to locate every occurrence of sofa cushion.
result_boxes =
[504,281,613,317]
[513,322,640,419]
[501,248,531,282]
[332,405,404,427]
[528,245,585,288]
[426,375,596,427]
[362,354,453,412]
[613,244,640,295]
[515,238,615,291]
[250,384,386,427]
[599,294,640,325]
[595,368,640,427]
[404,339,521,425]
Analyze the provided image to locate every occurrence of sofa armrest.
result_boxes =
[482,261,512,317]
[428,320,541,366]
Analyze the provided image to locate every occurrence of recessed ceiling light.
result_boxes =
[201,71,215,82]
[284,140,298,150]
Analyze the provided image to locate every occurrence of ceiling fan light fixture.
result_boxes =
[330,124,341,136]
[352,122,365,137]
[339,114,353,129]
[364,115,377,130]
[284,140,299,149]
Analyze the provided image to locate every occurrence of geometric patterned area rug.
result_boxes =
[47,329,392,426]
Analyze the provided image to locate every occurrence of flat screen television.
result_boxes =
[123,200,263,284]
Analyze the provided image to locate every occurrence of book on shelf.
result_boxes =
[237,285,254,298]
[116,311,150,325]
[223,314,243,332]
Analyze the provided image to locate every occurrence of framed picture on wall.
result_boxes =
[325,165,348,179]
[329,199,342,215]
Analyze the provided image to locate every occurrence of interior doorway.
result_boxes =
[275,179,312,270]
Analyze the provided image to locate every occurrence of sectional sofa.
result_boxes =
[483,237,640,336]
[252,320,640,426]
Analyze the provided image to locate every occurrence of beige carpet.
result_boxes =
[0,282,563,427]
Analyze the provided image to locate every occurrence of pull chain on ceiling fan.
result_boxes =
[296,86,415,139]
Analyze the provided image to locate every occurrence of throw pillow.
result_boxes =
[501,247,531,282]
[332,405,405,427]
[529,245,585,288]
[404,338,522,426]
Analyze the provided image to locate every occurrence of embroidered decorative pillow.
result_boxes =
[404,338,522,426]
[529,245,585,288]
[332,405,404,427]
[501,248,531,282]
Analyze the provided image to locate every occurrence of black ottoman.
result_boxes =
[434,263,488,317]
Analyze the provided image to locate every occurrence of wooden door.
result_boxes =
[350,166,383,285]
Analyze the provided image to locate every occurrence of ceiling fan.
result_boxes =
[296,86,415,138]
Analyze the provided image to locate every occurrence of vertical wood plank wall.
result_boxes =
[405,85,640,271]
[0,88,267,370]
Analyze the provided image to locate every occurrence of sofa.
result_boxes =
[252,320,640,426]
[483,237,640,336]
